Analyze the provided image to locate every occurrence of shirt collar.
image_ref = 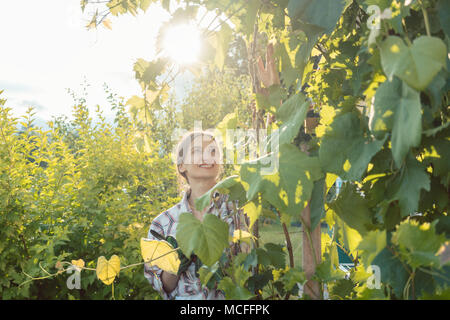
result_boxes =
[180,188,224,214]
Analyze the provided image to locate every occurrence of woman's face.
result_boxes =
[179,135,220,182]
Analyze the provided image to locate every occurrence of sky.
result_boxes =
[0,0,189,127]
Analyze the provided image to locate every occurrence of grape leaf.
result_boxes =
[387,154,430,217]
[357,229,386,267]
[372,247,409,298]
[218,277,254,300]
[319,112,386,181]
[96,255,120,285]
[392,220,446,268]
[176,213,229,266]
[370,77,422,167]
[275,92,310,146]
[140,238,180,275]
[329,183,373,235]
[288,0,348,34]
[194,175,246,211]
[241,143,322,217]
[380,36,447,91]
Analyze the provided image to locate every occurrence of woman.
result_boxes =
[144,130,249,300]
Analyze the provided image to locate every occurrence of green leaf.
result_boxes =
[198,262,219,287]
[280,267,306,291]
[287,0,310,21]
[391,84,422,167]
[256,243,286,269]
[274,93,310,146]
[213,23,233,70]
[133,58,167,90]
[372,247,409,298]
[288,0,348,34]
[238,0,259,38]
[370,77,422,167]
[241,144,323,216]
[357,229,386,267]
[194,175,244,211]
[330,279,355,300]
[319,112,386,181]
[387,154,430,217]
[329,183,373,235]
[379,36,447,91]
[392,220,446,268]
[247,270,273,293]
[370,78,399,139]
[218,277,254,300]
[176,213,229,266]
[275,41,297,88]
[315,251,346,282]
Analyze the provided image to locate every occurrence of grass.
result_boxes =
[258,220,328,269]
[258,220,303,268]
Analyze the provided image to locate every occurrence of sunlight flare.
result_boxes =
[162,24,202,65]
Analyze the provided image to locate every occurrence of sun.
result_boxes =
[162,24,202,65]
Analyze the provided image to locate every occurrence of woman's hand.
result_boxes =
[161,271,180,294]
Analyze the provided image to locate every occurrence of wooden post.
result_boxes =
[301,106,322,299]
[301,204,322,299]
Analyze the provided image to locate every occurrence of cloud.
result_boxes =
[0,0,169,122]
[0,81,36,94]
[20,99,46,111]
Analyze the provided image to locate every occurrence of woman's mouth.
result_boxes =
[198,164,214,168]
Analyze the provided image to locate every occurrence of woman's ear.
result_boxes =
[178,163,186,174]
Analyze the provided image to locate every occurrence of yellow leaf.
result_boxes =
[71,259,85,272]
[96,255,120,285]
[86,20,96,30]
[102,18,112,30]
[140,238,180,275]
[232,230,254,243]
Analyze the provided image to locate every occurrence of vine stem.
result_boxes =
[419,0,431,37]
[275,210,294,300]
[19,247,182,287]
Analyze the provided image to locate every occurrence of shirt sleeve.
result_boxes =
[143,222,179,300]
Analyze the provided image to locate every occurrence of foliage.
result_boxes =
[125,0,447,300]
[0,89,179,299]
[2,0,449,300]
[178,67,253,131]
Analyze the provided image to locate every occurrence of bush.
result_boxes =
[0,93,179,299]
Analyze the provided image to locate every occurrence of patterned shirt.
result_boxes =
[144,188,249,300]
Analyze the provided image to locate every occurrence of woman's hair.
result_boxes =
[175,130,223,193]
